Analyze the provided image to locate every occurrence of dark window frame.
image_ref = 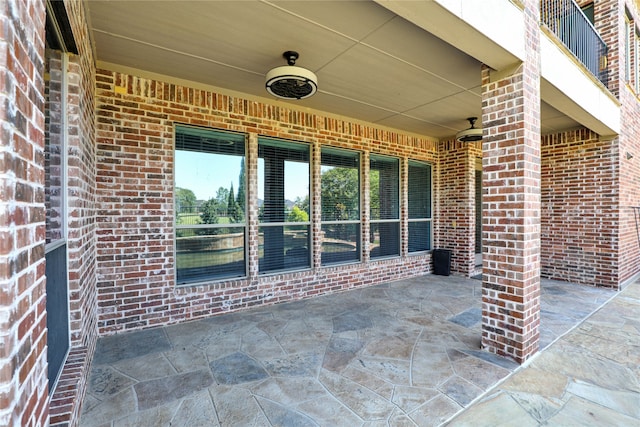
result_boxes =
[258,137,311,274]
[407,160,433,253]
[320,146,361,266]
[174,125,248,284]
[369,154,400,259]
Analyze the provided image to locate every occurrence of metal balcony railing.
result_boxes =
[541,0,608,88]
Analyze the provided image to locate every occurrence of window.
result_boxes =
[320,148,360,265]
[258,138,310,273]
[636,28,640,93]
[626,13,632,83]
[581,3,594,25]
[369,155,400,258]
[408,161,432,253]
[44,49,70,392]
[175,126,246,284]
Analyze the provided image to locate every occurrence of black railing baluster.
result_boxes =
[540,0,608,88]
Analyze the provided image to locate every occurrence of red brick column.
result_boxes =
[0,0,49,425]
[480,0,542,364]
[436,140,477,276]
[311,141,322,269]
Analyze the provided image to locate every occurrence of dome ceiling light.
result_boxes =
[455,117,483,142]
[266,51,318,100]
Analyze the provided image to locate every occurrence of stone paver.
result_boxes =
[80,275,620,427]
[446,279,640,427]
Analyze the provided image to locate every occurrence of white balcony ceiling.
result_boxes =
[86,0,579,139]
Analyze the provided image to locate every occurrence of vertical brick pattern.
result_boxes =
[311,141,322,270]
[480,0,542,364]
[436,139,478,276]
[246,133,260,279]
[400,157,408,257]
[361,151,371,264]
[47,1,98,427]
[0,0,49,425]
[541,130,619,288]
[94,68,439,335]
[64,0,98,351]
[66,52,97,349]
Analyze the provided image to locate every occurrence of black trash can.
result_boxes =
[432,249,451,276]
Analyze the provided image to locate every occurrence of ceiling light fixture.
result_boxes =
[266,51,318,100]
[455,117,483,142]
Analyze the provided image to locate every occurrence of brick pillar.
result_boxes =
[437,140,477,276]
[0,0,49,425]
[311,141,322,269]
[361,152,371,263]
[400,157,408,257]
[480,0,542,364]
[247,134,260,279]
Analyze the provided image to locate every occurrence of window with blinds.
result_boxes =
[258,138,310,273]
[636,27,640,93]
[408,160,432,253]
[321,147,360,265]
[174,125,247,284]
[626,13,632,83]
[370,155,400,258]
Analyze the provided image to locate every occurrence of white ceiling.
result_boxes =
[86,0,579,140]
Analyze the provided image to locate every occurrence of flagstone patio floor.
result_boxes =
[79,274,629,426]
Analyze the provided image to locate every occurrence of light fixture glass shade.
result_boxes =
[455,117,483,142]
[455,127,483,142]
[265,65,318,100]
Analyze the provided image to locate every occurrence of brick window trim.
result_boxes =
[48,347,92,427]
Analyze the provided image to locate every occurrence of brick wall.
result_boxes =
[581,0,640,286]
[0,0,49,425]
[620,91,640,284]
[64,0,98,351]
[541,129,620,287]
[436,139,478,276]
[618,1,640,285]
[534,0,640,288]
[47,1,98,426]
[545,0,640,287]
[94,68,439,334]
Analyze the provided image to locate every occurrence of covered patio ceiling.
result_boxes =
[86,0,580,140]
